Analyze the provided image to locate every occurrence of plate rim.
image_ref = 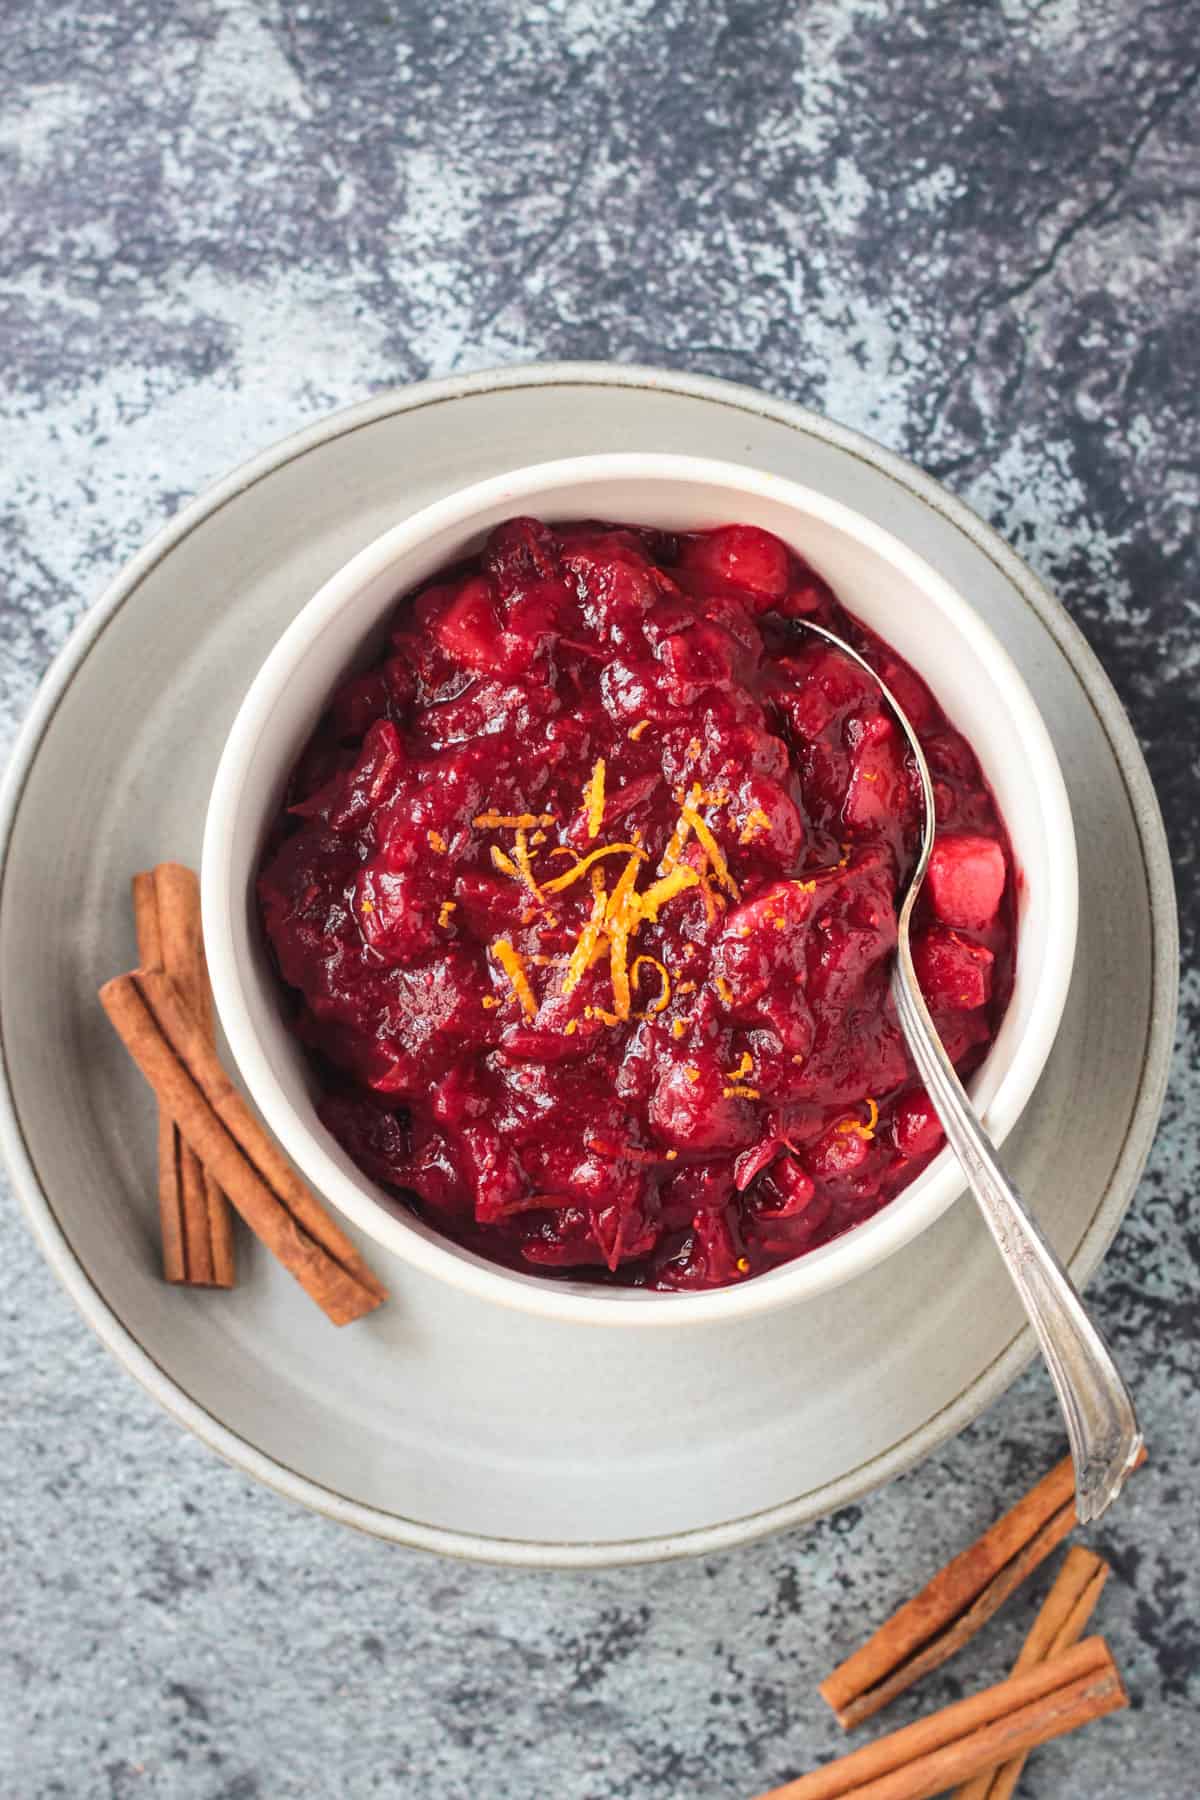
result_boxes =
[0,361,1178,1567]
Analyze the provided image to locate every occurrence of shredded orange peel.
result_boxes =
[631,955,671,1015]
[634,863,699,921]
[492,938,538,1020]
[561,868,611,998]
[680,798,739,897]
[512,827,543,899]
[836,1097,879,1140]
[472,773,753,1026]
[738,806,771,845]
[473,810,556,829]
[583,759,606,839]
[543,842,644,894]
[659,811,692,872]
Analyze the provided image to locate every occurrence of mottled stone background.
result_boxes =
[2,2,1197,1796]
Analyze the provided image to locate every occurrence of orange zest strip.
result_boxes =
[632,955,671,1015]
[634,864,700,921]
[836,1096,880,1140]
[583,759,606,839]
[659,805,693,872]
[610,925,632,1020]
[438,901,456,928]
[513,828,543,900]
[726,1050,753,1081]
[605,852,645,1021]
[738,806,771,845]
[492,939,537,1020]
[472,811,556,829]
[723,1084,760,1099]
[605,852,644,926]
[542,842,644,895]
[628,719,650,741]
[427,830,448,853]
[674,782,727,806]
[681,800,739,897]
[561,869,610,998]
[491,845,519,877]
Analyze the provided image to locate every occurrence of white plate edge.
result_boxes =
[0,361,1178,1567]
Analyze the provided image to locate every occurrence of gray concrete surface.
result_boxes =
[2,3,1196,1795]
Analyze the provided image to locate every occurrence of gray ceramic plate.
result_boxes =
[0,365,1177,1568]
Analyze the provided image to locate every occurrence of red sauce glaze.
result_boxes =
[259,518,1015,1291]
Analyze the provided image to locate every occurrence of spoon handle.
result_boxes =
[891,956,1142,1523]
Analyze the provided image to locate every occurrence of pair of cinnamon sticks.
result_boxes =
[763,1627,1121,1800]
[756,1450,1144,1799]
[101,864,386,1326]
[819,1449,1138,1730]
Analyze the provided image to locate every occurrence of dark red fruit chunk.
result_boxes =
[912,925,995,1011]
[678,523,791,608]
[891,1089,945,1161]
[926,833,1007,930]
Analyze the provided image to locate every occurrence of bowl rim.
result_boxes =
[202,449,1079,1327]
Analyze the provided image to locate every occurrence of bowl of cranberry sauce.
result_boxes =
[204,456,1077,1324]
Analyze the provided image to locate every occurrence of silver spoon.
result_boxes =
[797,619,1142,1522]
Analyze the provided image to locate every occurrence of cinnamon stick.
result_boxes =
[758,1637,1126,1799]
[951,1547,1109,1800]
[133,867,235,1286]
[132,872,186,1283]
[154,863,236,1286]
[819,1448,1145,1729]
[100,970,385,1325]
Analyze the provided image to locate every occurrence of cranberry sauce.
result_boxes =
[258,518,1015,1291]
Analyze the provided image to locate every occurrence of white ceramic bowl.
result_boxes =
[202,453,1078,1327]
